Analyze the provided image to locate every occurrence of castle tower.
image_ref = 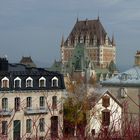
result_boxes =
[61,18,116,68]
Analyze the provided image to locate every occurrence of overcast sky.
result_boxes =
[0,0,140,70]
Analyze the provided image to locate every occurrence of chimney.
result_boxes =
[135,51,140,66]
[0,57,8,71]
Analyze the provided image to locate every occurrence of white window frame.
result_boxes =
[39,77,46,87]
[51,77,58,87]
[26,77,33,87]
[14,77,21,88]
[1,77,9,88]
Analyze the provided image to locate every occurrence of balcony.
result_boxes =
[24,107,48,115]
[0,109,13,117]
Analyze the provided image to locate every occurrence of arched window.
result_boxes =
[26,77,33,87]
[1,77,9,88]
[51,77,58,87]
[39,77,46,87]
[102,95,110,108]
[2,98,8,111]
[14,77,21,88]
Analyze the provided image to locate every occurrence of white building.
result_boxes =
[101,51,140,136]
[87,88,122,138]
[0,58,66,140]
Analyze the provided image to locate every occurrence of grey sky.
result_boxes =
[0,0,140,70]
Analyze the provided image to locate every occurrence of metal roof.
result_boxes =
[102,66,140,87]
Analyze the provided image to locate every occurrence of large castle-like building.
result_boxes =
[61,17,116,69]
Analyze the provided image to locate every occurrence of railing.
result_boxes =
[24,107,48,115]
[0,109,13,116]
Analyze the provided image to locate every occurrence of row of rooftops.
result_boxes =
[0,58,65,90]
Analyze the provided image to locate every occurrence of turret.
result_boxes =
[105,34,109,45]
[61,35,64,47]
[135,51,140,66]
[112,34,115,46]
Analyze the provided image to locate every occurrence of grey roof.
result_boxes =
[102,66,140,87]
[88,86,122,107]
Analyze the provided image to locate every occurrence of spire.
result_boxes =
[77,17,79,23]
[112,34,115,46]
[61,35,64,46]
[97,11,100,21]
[97,15,100,21]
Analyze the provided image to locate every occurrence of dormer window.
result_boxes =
[1,77,9,88]
[120,88,127,98]
[26,77,33,87]
[39,77,46,87]
[51,77,58,87]
[14,77,21,88]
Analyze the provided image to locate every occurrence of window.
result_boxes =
[102,95,110,108]
[39,137,44,140]
[15,97,20,111]
[51,77,58,87]
[52,96,57,109]
[40,96,45,109]
[120,88,127,98]
[26,77,33,87]
[27,97,32,109]
[2,98,8,111]
[2,121,8,135]
[39,77,46,87]
[102,109,110,126]
[26,119,32,133]
[39,118,45,132]
[1,77,9,88]
[14,77,21,88]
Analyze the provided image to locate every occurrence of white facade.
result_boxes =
[86,90,122,137]
[0,90,65,140]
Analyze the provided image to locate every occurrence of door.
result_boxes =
[13,120,21,140]
[51,116,58,138]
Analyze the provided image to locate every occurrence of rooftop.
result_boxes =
[102,66,140,87]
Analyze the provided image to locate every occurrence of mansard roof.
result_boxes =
[64,18,112,46]
[0,62,65,91]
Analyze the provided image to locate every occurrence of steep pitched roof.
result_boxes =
[20,56,36,67]
[88,87,122,108]
[64,18,112,46]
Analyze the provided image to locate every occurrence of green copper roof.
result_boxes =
[65,43,94,73]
